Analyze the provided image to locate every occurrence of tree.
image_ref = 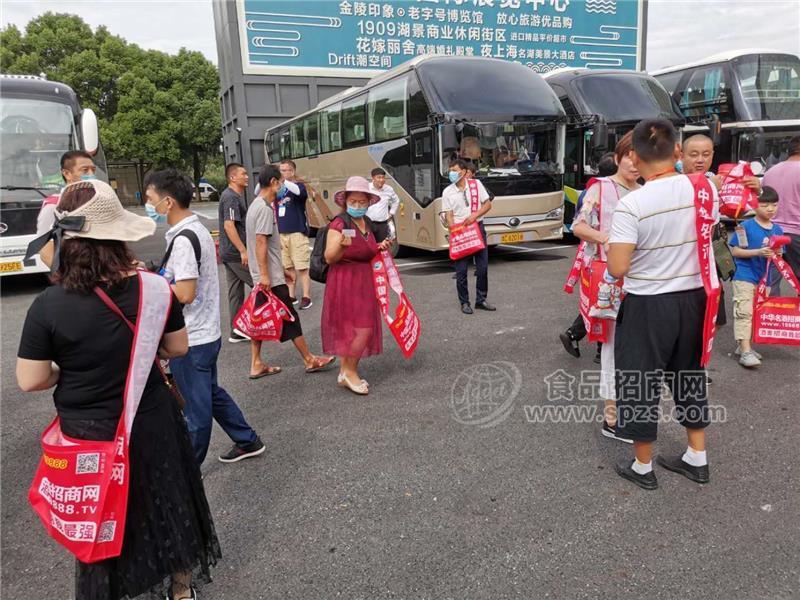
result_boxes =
[1,13,222,192]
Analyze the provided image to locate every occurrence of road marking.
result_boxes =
[193,209,218,221]
[396,244,573,269]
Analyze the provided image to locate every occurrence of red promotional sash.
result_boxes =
[467,178,480,212]
[688,173,721,367]
[28,271,171,563]
[372,250,421,358]
[753,255,800,345]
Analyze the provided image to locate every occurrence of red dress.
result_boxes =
[321,216,383,358]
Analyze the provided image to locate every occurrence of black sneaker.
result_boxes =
[289,296,298,305]
[461,303,474,315]
[601,421,633,444]
[656,454,709,484]
[298,297,313,310]
[218,437,266,463]
[615,459,658,490]
[475,300,496,311]
[559,331,580,358]
[228,330,250,343]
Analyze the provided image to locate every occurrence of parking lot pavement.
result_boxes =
[2,229,798,599]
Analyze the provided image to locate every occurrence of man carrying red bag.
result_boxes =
[443,158,495,315]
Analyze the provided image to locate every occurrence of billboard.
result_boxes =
[237,0,646,78]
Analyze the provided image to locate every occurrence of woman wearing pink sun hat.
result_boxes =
[321,176,392,395]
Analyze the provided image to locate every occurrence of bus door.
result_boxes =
[409,128,437,247]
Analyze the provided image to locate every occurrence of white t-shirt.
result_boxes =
[610,175,719,295]
[367,182,400,222]
[162,214,221,346]
[442,179,491,224]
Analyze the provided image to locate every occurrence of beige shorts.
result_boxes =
[281,232,310,270]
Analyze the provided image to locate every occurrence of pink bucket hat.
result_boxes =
[333,176,381,208]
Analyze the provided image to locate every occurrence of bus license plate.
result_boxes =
[501,232,524,244]
[0,261,23,273]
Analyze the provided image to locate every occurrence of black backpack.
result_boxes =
[158,229,202,272]
[309,213,372,284]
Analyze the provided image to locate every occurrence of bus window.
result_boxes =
[303,114,319,155]
[408,73,431,129]
[280,128,291,160]
[368,77,407,143]
[266,132,279,163]
[320,104,342,153]
[290,121,304,158]
[733,54,800,121]
[342,95,367,146]
[680,65,732,121]
[656,71,685,103]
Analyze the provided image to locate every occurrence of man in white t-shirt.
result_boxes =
[442,158,495,314]
[607,119,719,491]
[145,168,264,466]
[367,167,401,243]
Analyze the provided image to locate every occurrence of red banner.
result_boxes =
[373,251,421,358]
[688,173,721,367]
[753,255,800,345]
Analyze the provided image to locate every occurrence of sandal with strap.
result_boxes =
[305,355,337,373]
[337,373,369,395]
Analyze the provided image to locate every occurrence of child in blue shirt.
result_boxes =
[729,186,783,368]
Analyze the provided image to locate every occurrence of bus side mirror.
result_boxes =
[592,121,608,150]
[81,109,99,155]
[706,114,721,146]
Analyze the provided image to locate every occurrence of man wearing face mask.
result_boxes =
[35,150,97,265]
[442,158,495,314]
[145,168,265,465]
[245,164,335,379]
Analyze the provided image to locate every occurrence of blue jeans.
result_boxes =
[454,222,488,305]
[170,338,257,464]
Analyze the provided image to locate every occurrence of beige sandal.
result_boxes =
[337,373,369,395]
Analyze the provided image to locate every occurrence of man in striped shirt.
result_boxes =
[607,119,720,491]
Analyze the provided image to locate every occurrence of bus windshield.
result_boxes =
[732,54,800,120]
[573,74,680,123]
[443,121,560,177]
[0,98,76,190]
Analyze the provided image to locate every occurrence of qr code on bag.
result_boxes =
[76,453,100,474]
[97,520,116,543]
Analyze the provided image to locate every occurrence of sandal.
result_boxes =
[337,373,369,395]
[249,365,282,380]
[305,355,337,373]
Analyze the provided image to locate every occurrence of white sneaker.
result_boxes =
[735,345,762,360]
[738,350,762,368]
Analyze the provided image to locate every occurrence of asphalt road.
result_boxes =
[1,212,798,599]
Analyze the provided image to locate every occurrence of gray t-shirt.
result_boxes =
[218,187,247,263]
[245,195,285,287]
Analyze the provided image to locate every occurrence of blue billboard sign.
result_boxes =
[236,0,645,77]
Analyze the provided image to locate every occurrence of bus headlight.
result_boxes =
[545,207,563,221]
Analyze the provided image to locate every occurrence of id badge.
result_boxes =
[278,205,286,217]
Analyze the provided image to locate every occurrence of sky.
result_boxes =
[1,0,798,71]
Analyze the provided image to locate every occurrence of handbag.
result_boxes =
[712,224,736,281]
[233,284,295,341]
[753,254,800,346]
[448,179,486,261]
[28,271,171,562]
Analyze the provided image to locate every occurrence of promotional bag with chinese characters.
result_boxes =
[28,271,171,563]
[372,250,421,358]
[233,284,295,341]
[717,161,759,219]
[448,179,486,261]
[753,250,800,346]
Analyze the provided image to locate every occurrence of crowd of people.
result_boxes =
[13,122,800,597]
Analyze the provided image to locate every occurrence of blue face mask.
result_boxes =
[145,202,167,224]
[80,174,96,181]
[674,160,683,174]
[448,171,462,184]
[346,205,368,218]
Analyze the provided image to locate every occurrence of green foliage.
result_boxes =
[0,13,222,183]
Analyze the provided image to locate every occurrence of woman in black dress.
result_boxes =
[17,180,221,600]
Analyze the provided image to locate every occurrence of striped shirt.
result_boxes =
[610,175,719,295]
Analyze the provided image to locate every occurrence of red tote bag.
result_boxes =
[753,255,800,346]
[448,179,486,261]
[28,271,171,563]
[233,284,295,341]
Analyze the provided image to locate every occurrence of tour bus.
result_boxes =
[264,55,566,255]
[653,50,800,172]
[544,68,685,230]
[0,74,106,276]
